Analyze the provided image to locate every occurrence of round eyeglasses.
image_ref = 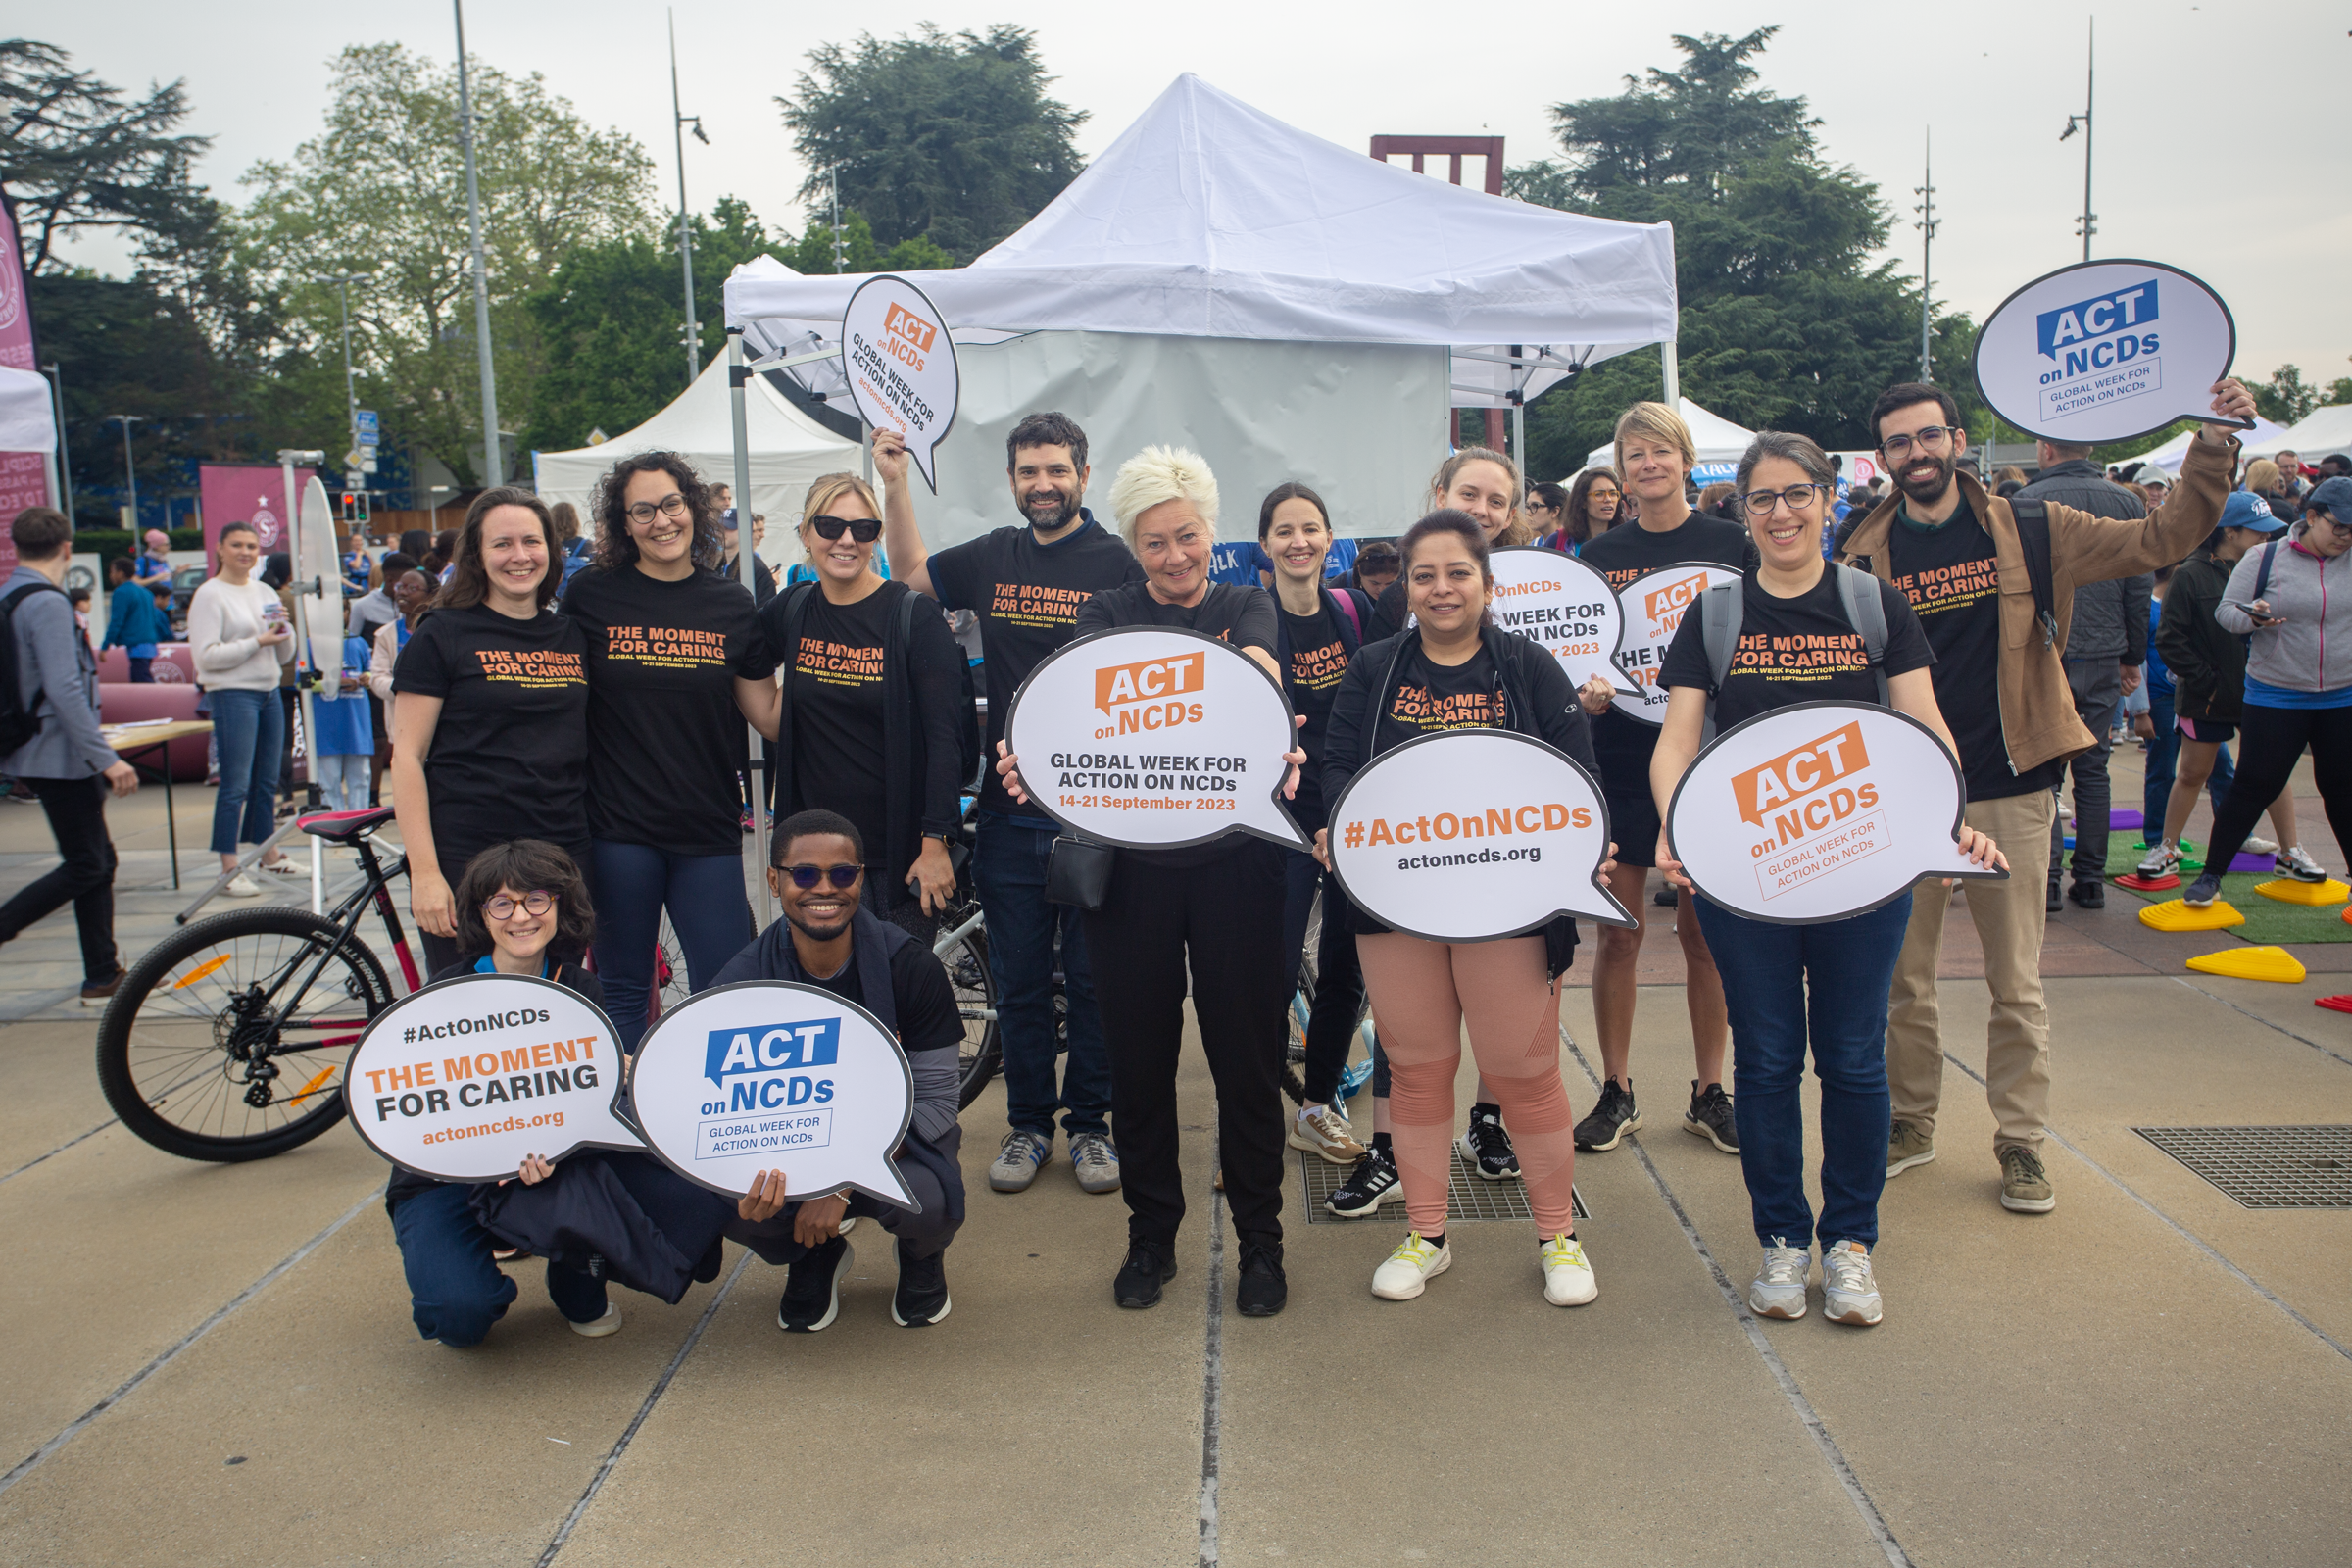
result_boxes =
[482,890,557,920]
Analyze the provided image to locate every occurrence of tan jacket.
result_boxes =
[1837,431,2236,776]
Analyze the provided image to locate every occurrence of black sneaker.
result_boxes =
[1683,1080,1738,1152]
[1652,882,1678,907]
[1325,1149,1402,1217]
[1235,1242,1288,1316]
[1574,1078,1642,1152]
[2046,875,2063,913]
[2068,878,2105,909]
[2181,871,2225,909]
[891,1241,952,1327]
[777,1234,853,1333]
[1113,1241,1178,1309]
[1457,1105,1519,1180]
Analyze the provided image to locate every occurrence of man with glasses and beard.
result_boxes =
[882,412,1144,1200]
[1838,376,2253,1217]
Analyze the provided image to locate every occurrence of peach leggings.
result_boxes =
[1357,932,1578,1237]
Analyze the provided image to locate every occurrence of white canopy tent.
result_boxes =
[721,73,1678,544]
[531,350,859,561]
[2119,415,2291,474]
[0,365,63,521]
[2269,404,2352,466]
[1584,398,1756,485]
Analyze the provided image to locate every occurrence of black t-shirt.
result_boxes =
[1374,645,1506,755]
[927,515,1144,816]
[1578,513,1754,794]
[1659,569,1934,733]
[800,941,965,1059]
[560,566,777,857]
[392,604,591,868]
[1886,500,2061,801]
[1280,601,1349,829]
[781,585,893,869]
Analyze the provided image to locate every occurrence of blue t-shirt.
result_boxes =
[2144,597,2174,696]
[2244,675,2352,710]
[309,635,376,756]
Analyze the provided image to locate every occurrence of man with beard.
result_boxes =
[1839,376,2253,1215]
[884,412,1144,1200]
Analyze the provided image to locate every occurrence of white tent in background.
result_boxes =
[721,74,1678,544]
[2269,403,2352,466]
[2119,415,2291,474]
[531,351,859,560]
[1585,398,1756,484]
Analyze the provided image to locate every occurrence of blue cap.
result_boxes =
[2220,491,2288,534]
[719,506,739,532]
[2307,475,2352,519]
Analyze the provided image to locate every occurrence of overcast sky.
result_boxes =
[36,0,2352,397]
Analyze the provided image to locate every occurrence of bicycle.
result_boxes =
[95,807,419,1162]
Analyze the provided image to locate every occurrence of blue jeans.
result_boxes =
[972,813,1109,1139]
[2143,688,2233,836]
[390,1182,605,1346]
[207,688,282,855]
[588,841,756,1054]
[1693,892,1912,1251]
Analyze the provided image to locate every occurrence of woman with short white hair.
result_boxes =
[994,445,1306,1319]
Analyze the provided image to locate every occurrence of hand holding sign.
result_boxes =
[1665,702,2006,925]
[628,981,919,1209]
[345,975,641,1182]
[1003,627,1311,852]
[1327,730,1634,942]
[841,274,958,493]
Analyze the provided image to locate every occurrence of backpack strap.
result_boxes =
[2009,498,2059,650]
[1698,580,1744,740]
[1328,585,1365,652]
[1833,563,1891,707]
[2253,539,2281,604]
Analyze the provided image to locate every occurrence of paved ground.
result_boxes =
[1,749,2347,1566]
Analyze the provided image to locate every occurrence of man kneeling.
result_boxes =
[716,809,968,1331]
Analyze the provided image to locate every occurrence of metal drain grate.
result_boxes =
[2132,1125,2352,1209]
[1298,1148,1589,1225]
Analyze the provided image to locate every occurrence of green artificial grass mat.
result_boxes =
[2097,837,2352,943]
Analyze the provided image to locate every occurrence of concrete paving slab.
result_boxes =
[0,1019,116,1175]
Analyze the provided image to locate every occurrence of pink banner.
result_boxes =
[199,463,314,567]
[0,192,51,569]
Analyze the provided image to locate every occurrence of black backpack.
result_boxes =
[0,580,67,755]
[1697,564,1888,738]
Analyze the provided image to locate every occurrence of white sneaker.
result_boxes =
[1821,1240,1883,1326]
[1539,1233,1597,1306]
[259,855,309,877]
[220,873,264,899]
[2241,835,2279,858]
[566,1302,622,1338]
[1750,1240,1809,1319]
[2132,843,2180,879]
[1370,1232,1451,1300]
[1288,1104,1367,1164]
[2277,845,2328,883]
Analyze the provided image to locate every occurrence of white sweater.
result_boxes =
[188,577,295,692]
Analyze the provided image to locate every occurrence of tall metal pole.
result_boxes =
[41,363,73,521]
[1660,344,1680,408]
[108,415,141,527]
[728,328,770,927]
[454,0,503,485]
[669,11,701,384]
[1914,128,1937,381]
[2062,21,2096,260]
[319,272,372,469]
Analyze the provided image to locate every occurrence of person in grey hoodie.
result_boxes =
[2185,476,2352,906]
[0,508,140,1001]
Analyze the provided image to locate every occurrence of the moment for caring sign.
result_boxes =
[1326,730,1634,942]
[1666,702,2003,924]
[1610,562,1745,725]
[1485,548,1624,693]
[840,273,958,492]
[1972,259,2244,444]
[345,975,641,1182]
[1004,626,1311,852]
[628,981,919,1209]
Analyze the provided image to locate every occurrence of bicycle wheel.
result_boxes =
[96,906,396,1162]
[937,905,1001,1110]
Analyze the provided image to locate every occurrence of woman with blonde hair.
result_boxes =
[1365,446,1529,639]
[759,447,968,942]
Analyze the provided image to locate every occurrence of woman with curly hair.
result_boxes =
[559,450,783,1050]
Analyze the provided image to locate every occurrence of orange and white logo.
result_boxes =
[1095,652,1206,716]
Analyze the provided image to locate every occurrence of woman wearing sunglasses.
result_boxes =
[561,451,783,1051]
[1649,432,2002,1328]
[759,454,968,944]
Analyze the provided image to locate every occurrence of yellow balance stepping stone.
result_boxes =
[2185,946,2308,984]
[2254,877,2350,906]
[2137,898,2246,932]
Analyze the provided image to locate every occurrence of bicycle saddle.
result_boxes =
[298,807,397,843]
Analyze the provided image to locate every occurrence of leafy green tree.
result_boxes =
[1514,29,1961,479]
[236,43,656,483]
[778,24,1084,262]
[0,39,211,275]
[2251,365,2321,427]
[777,207,956,276]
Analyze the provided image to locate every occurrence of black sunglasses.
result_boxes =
[781,862,863,889]
[809,514,883,543]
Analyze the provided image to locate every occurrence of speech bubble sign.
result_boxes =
[1326,729,1635,942]
[1972,259,2247,444]
[345,974,642,1181]
[1483,547,1625,694]
[1666,700,2006,925]
[840,273,959,493]
[1004,626,1311,852]
[1609,561,1745,725]
[297,473,343,685]
[627,980,919,1209]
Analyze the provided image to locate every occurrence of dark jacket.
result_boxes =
[1321,622,1598,977]
[2154,545,2248,723]
[2014,459,2155,663]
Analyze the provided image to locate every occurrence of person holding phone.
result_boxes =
[188,520,306,896]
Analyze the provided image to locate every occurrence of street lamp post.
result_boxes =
[107,414,142,528]
[453,0,503,485]
[2060,19,2096,261]
[1913,129,1937,382]
[317,272,373,474]
[668,10,709,385]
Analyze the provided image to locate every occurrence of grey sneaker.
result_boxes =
[1069,1132,1122,1194]
[2181,871,2224,908]
[1999,1146,2056,1213]
[1820,1240,1883,1326]
[1749,1239,1808,1320]
[988,1130,1053,1193]
[1683,1081,1738,1153]
[1887,1118,1936,1176]
[2276,845,2329,883]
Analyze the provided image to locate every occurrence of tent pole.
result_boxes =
[1661,343,1680,407]
[729,327,770,929]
